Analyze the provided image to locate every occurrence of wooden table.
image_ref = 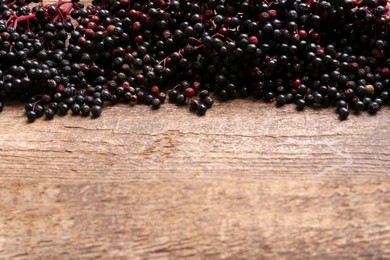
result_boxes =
[1,0,390,257]
[0,100,389,259]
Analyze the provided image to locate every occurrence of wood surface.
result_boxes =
[1,0,390,258]
[0,99,389,259]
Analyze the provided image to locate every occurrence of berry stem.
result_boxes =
[15,13,36,23]
[52,2,73,23]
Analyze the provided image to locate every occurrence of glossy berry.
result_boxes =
[168,90,178,102]
[189,99,200,111]
[368,102,380,114]
[276,94,286,107]
[296,99,306,110]
[45,108,55,120]
[81,105,91,116]
[26,111,37,122]
[34,105,45,117]
[339,107,350,120]
[71,104,81,115]
[197,103,208,116]
[58,103,69,115]
[175,93,186,105]
[91,105,102,117]
[199,90,210,99]
[151,98,161,109]
[354,101,365,112]
[203,96,214,108]
[184,88,196,98]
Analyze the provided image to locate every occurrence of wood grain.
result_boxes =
[0,100,390,259]
[0,100,389,178]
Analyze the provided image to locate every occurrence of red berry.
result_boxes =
[292,33,300,42]
[77,36,86,46]
[381,67,390,77]
[259,12,270,22]
[132,21,142,32]
[57,85,64,92]
[90,15,100,23]
[316,48,325,56]
[349,62,359,71]
[128,9,139,19]
[106,25,116,35]
[151,85,160,96]
[184,88,195,98]
[135,35,143,44]
[268,10,277,18]
[298,30,307,39]
[292,78,301,88]
[87,22,97,30]
[191,81,201,91]
[120,0,130,5]
[84,29,94,39]
[135,74,145,83]
[248,36,259,45]
[310,32,320,41]
[138,13,148,24]
[122,81,131,89]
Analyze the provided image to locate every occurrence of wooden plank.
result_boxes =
[0,100,389,259]
[1,177,390,259]
[0,100,389,177]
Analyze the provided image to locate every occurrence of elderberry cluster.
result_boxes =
[0,0,389,121]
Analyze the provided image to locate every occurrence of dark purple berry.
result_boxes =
[151,98,161,109]
[203,96,214,108]
[339,107,349,120]
[81,105,91,116]
[175,93,186,105]
[197,103,208,116]
[26,111,37,122]
[45,108,55,120]
[190,99,200,111]
[91,105,102,117]
[368,102,380,114]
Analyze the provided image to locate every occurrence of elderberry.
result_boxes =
[91,105,102,117]
[0,0,387,122]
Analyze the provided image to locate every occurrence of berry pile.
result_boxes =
[0,0,389,121]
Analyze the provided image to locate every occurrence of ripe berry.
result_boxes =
[151,85,160,96]
[71,104,81,115]
[34,105,44,117]
[199,90,210,99]
[26,111,37,122]
[168,90,178,102]
[189,99,200,111]
[354,100,365,112]
[184,87,196,98]
[339,107,350,120]
[45,108,55,120]
[203,96,214,108]
[151,98,161,109]
[58,103,69,115]
[197,103,208,116]
[276,94,286,106]
[81,105,91,116]
[175,93,186,105]
[368,102,380,114]
[296,99,306,110]
[91,105,102,117]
